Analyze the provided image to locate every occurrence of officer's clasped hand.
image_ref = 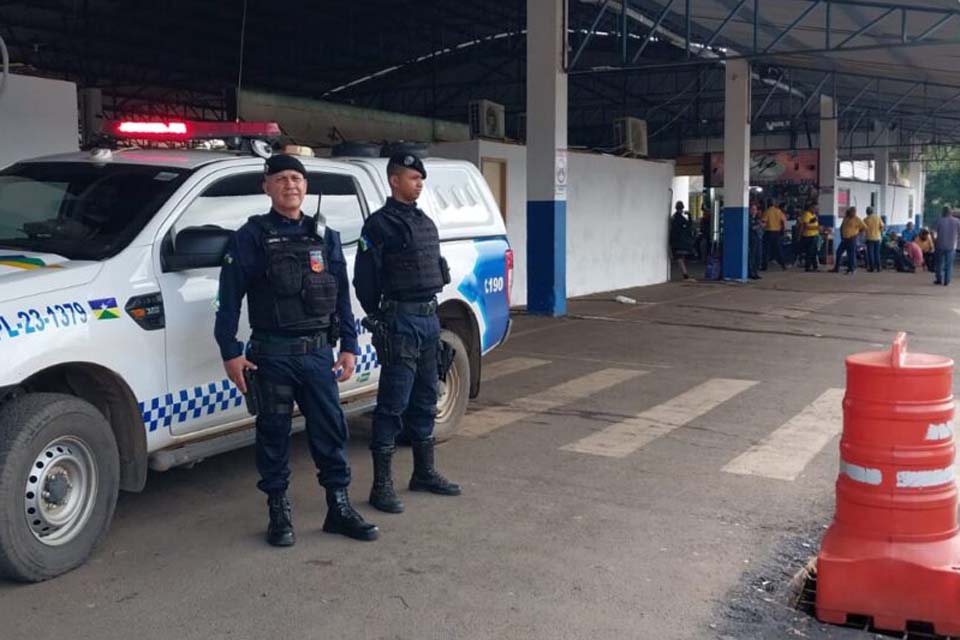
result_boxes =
[333,351,356,383]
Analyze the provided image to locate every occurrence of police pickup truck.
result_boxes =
[0,121,513,581]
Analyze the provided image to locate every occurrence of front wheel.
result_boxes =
[0,393,119,582]
[433,329,471,442]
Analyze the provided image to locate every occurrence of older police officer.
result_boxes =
[215,153,377,546]
[354,153,461,514]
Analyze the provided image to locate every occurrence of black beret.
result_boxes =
[264,154,307,177]
[387,153,426,179]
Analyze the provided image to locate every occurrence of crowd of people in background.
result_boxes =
[669,198,960,286]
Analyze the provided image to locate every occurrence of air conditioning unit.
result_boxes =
[613,117,648,156]
[516,113,526,142]
[469,100,506,140]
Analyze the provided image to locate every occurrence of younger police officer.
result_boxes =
[215,154,378,546]
[354,153,461,514]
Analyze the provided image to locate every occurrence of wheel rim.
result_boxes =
[436,354,461,424]
[23,436,99,547]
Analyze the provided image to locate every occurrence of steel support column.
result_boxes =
[819,95,839,233]
[526,0,568,315]
[723,59,751,282]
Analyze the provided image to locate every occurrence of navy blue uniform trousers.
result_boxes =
[370,313,441,449]
[248,343,350,494]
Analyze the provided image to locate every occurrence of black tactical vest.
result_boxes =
[381,206,449,300]
[247,214,337,333]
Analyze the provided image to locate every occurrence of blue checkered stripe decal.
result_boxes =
[138,344,380,432]
[348,344,379,373]
[139,380,242,432]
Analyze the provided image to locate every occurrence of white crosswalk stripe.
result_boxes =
[458,368,645,438]
[482,357,551,382]
[463,362,856,482]
[560,378,757,458]
[722,388,845,481]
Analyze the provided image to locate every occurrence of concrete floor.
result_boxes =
[3,265,959,640]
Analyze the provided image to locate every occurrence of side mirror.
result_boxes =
[162,225,233,272]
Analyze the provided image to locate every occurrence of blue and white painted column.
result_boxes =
[722,58,750,281]
[526,0,567,316]
[819,95,838,235]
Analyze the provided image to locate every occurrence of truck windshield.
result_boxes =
[0,162,192,260]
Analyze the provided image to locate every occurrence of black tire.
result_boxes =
[0,393,119,582]
[433,329,470,442]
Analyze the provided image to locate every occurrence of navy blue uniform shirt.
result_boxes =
[214,209,358,360]
[353,197,435,316]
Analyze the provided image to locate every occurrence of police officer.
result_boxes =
[215,153,378,546]
[354,153,461,514]
[748,202,764,280]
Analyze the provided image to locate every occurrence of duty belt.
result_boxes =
[380,299,438,316]
[249,333,329,355]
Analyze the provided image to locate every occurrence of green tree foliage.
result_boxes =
[924,146,960,226]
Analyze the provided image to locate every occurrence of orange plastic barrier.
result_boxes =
[817,332,959,634]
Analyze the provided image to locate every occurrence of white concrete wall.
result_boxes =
[671,176,690,213]
[884,184,918,225]
[838,179,917,225]
[432,140,672,306]
[0,74,79,168]
[567,152,672,296]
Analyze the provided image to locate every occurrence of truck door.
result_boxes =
[157,166,378,438]
[157,169,266,436]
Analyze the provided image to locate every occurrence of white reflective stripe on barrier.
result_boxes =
[925,421,954,441]
[896,466,956,488]
[840,461,882,486]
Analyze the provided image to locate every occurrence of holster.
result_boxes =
[363,316,393,366]
[242,368,260,416]
[437,340,456,382]
[326,314,341,346]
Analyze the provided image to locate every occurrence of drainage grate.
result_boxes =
[794,563,954,640]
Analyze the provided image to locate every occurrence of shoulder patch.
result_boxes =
[223,252,234,265]
[358,235,372,252]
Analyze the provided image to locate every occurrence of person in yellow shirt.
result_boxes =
[917,228,935,272]
[761,199,787,270]
[832,206,866,273]
[862,206,885,271]
[799,203,821,272]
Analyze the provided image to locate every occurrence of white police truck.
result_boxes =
[0,121,513,581]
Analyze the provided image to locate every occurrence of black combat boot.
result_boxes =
[369,447,405,513]
[409,437,462,496]
[266,492,295,547]
[322,488,379,541]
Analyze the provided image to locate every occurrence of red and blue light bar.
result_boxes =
[108,120,281,140]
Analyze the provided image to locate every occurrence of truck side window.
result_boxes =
[307,172,366,245]
[174,172,268,235]
[423,167,492,228]
[174,170,366,244]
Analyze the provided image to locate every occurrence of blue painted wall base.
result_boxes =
[527,200,567,316]
[722,206,749,281]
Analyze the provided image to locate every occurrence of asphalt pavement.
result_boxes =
[3,263,959,640]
